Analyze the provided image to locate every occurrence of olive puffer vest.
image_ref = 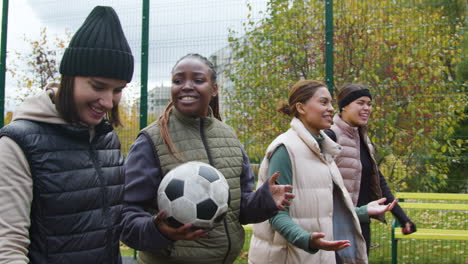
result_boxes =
[138,109,245,264]
[0,119,124,264]
[330,115,384,222]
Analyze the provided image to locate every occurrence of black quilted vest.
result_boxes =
[0,120,124,264]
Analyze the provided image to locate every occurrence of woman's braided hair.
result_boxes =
[158,54,221,159]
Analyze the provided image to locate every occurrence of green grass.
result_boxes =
[120,242,134,258]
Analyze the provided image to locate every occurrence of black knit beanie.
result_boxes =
[59,6,134,82]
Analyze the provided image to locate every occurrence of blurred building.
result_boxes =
[147,84,171,118]
[210,45,234,117]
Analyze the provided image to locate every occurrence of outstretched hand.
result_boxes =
[309,232,351,251]
[154,211,208,241]
[267,172,295,211]
[402,221,417,235]
[367,197,397,216]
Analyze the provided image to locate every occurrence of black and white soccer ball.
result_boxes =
[157,161,230,230]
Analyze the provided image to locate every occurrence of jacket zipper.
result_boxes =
[199,118,231,264]
[199,118,214,166]
[89,139,113,262]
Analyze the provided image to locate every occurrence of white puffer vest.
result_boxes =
[248,118,368,264]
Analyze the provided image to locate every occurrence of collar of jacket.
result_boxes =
[333,114,369,139]
[172,107,215,129]
[56,119,113,140]
[290,117,342,161]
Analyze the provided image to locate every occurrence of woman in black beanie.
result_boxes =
[325,83,416,256]
[0,6,133,264]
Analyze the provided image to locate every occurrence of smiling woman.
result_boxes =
[248,79,371,264]
[293,86,334,136]
[325,83,416,256]
[0,6,134,264]
[170,55,218,118]
[71,76,127,126]
[120,53,295,264]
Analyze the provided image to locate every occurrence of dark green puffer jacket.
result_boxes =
[139,109,245,264]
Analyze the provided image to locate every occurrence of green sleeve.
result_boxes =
[355,205,370,224]
[268,145,318,254]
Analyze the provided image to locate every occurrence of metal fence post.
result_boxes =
[140,0,149,130]
[0,0,9,128]
[325,0,334,96]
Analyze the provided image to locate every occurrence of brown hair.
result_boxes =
[278,79,327,117]
[55,75,122,127]
[158,54,220,159]
[336,83,369,112]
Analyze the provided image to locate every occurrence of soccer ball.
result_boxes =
[157,161,230,230]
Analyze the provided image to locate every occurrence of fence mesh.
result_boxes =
[2,0,467,263]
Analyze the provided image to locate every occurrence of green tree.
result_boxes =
[226,0,326,161]
[7,28,69,102]
[114,92,140,156]
[4,111,13,125]
[227,0,467,191]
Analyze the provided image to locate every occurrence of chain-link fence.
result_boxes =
[217,0,467,193]
[0,1,466,262]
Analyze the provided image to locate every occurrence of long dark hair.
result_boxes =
[158,53,220,158]
[55,75,122,127]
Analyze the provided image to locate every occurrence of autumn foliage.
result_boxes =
[226,0,467,191]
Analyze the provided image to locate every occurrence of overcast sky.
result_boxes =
[3,0,268,110]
